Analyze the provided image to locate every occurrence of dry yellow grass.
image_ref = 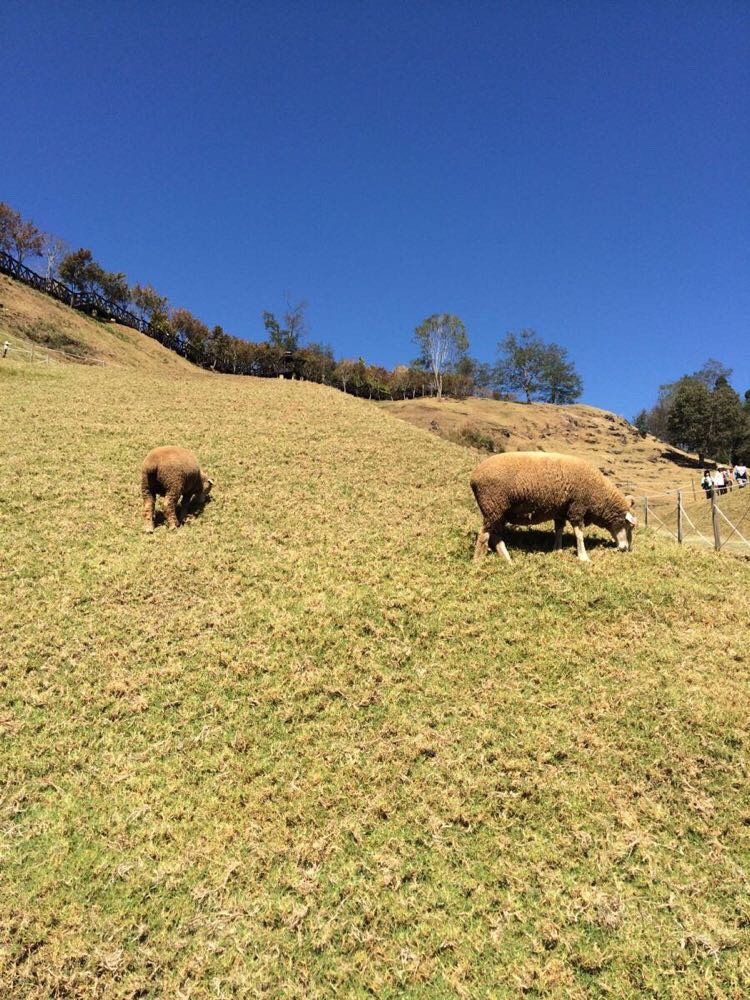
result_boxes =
[0,274,197,374]
[380,396,705,496]
[1,351,749,998]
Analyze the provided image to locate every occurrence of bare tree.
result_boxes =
[413,313,469,400]
[283,294,308,348]
[263,295,308,351]
[42,234,70,282]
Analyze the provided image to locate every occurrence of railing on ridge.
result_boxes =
[0,249,149,333]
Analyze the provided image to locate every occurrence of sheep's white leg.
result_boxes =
[573,524,590,562]
[473,529,490,560]
[495,539,512,562]
[490,528,512,562]
[553,519,565,551]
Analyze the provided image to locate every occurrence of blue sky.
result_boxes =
[3,0,748,417]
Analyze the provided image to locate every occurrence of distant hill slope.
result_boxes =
[381,395,704,495]
[0,273,199,374]
[0,273,709,497]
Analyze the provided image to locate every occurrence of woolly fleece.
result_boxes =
[141,446,212,532]
[471,451,634,560]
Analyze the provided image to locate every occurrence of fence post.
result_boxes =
[643,496,649,528]
[677,490,683,543]
[711,488,721,551]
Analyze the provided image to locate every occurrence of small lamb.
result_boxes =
[471,451,636,563]
[141,446,214,532]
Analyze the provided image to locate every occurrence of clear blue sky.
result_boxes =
[3,0,748,417]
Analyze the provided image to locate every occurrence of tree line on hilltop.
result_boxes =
[1,200,584,404]
[635,359,750,464]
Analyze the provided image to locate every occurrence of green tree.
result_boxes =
[707,376,744,463]
[350,358,369,396]
[59,248,100,293]
[640,361,746,460]
[298,343,335,383]
[413,313,469,400]
[495,329,582,404]
[96,270,130,307]
[206,325,236,371]
[454,356,494,396]
[541,343,583,404]
[263,297,307,351]
[738,390,750,462]
[633,410,649,437]
[132,283,170,326]
[666,377,712,461]
[171,308,210,362]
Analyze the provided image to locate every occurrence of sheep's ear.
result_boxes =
[625,511,637,525]
[625,494,635,508]
[208,478,215,487]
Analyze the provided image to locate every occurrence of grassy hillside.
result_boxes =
[381,396,705,496]
[0,274,709,497]
[0,274,198,374]
[1,357,749,998]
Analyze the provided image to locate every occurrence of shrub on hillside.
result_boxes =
[24,321,88,356]
[457,423,505,453]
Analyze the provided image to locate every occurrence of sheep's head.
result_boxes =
[611,495,637,551]
[201,474,214,499]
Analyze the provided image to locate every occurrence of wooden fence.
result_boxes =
[0,249,149,333]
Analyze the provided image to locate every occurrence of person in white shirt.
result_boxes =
[713,469,726,495]
[734,463,748,488]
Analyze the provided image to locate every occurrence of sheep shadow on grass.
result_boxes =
[470,525,614,559]
[151,493,212,530]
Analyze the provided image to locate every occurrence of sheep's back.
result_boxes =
[470,452,605,522]
[142,446,202,493]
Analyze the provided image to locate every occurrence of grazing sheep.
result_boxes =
[471,452,636,563]
[141,446,213,532]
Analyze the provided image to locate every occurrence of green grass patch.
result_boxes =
[22,319,89,355]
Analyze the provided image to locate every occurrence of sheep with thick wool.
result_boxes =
[141,446,213,532]
[471,452,636,563]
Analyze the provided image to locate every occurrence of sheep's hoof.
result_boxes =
[142,524,155,534]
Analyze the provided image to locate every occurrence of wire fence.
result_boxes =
[1,337,123,368]
[640,484,750,556]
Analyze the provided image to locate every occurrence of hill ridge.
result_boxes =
[381,394,704,495]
